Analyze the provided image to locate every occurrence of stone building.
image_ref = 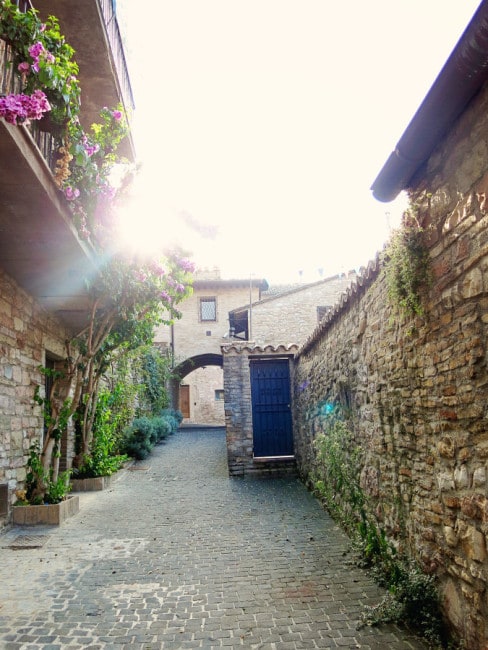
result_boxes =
[0,0,135,530]
[153,268,268,425]
[292,4,488,647]
[154,268,355,428]
[228,271,356,347]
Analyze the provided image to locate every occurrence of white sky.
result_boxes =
[116,1,481,285]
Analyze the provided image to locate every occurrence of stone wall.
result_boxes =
[292,82,488,648]
[0,269,70,530]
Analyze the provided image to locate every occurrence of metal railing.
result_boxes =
[13,1,34,11]
[98,0,136,113]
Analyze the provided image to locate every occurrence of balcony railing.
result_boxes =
[98,0,135,115]
[13,0,33,11]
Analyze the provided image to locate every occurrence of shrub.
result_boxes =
[152,416,172,442]
[159,408,183,433]
[312,408,446,647]
[360,563,444,647]
[121,411,182,460]
[121,416,155,460]
[313,410,364,533]
[74,387,129,478]
[138,347,172,415]
[382,206,431,319]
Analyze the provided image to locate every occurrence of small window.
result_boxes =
[215,389,225,401]
[200,297,217,322]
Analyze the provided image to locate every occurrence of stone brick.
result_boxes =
[460,525,486,563]
[0,269,72,532]
[472,467,486,487]
[461,494,487,521]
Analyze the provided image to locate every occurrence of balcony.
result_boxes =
[0,0,135,331]
[0,118,98,330]
[37,0,136,160]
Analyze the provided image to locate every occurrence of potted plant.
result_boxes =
[12,443,79,525]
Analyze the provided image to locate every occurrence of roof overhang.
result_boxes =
[371,0,488,202]
[193,278,269,291]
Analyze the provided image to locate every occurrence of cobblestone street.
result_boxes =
[0,428,428,649]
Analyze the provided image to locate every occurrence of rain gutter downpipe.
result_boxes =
[371,0,488,203]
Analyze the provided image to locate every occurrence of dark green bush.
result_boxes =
[121,411,182,460]
[159,408,183,432]
[121,416,155,460]
[152,416,172,442]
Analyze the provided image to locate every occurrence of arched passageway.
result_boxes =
[169,353,224,425]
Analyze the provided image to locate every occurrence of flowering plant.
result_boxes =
[0,88,50,124]
[54,104,133,246]
[0,2,133,246]
[2,3,198,507]
[34,249,195,495]
[0,0,80,126]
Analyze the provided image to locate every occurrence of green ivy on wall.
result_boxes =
[382,204,431,319]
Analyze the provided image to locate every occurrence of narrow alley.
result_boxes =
[0,429,428,649]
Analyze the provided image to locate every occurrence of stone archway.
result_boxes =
[170,353,223,424]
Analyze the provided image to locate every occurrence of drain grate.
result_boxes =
[127,465,150,471]
[7,534,49,549]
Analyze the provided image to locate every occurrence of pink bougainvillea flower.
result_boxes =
[64,186,80,201]
[33,89,50,108]
[176,257,196,273]
[30,89,51,117]
[111,110,122,121]
[28,41,45,72]
[0,95,23,124]
[0,91,51,125]
[28,41,55,71]
[83,141,100,157]
[17,62,30,75]
[134,271,147,283]
[28,41,45,58]
[149,262,166,277]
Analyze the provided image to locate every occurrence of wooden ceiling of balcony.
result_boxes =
[0,122,97,331]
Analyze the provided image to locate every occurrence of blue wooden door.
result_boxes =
[250,359,293,457]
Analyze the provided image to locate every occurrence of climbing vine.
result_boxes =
[382,204,431,319]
